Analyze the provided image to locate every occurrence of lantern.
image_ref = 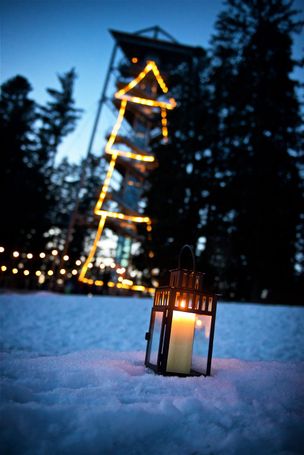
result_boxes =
[145,245,218,376]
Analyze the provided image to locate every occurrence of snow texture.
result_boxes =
[1,294,304,455]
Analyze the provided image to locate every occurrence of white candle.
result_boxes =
[166,310,196,374]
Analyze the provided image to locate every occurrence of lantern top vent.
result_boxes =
[168,245,205,291]
[169,268,204,291]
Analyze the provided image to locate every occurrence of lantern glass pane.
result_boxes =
[148,310,164,366]
[191,315,212,375]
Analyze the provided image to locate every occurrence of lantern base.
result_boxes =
[145,362,209,377]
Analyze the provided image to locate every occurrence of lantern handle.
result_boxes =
[178,244,196,272]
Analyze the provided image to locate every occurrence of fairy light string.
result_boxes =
[79,60,175,289]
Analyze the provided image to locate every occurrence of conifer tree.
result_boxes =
[204,0,303,302]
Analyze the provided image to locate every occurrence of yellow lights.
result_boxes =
[94,210,151,224]
[0,247,4,253]
[148,251,155,258]
[180,301,186,309]
[35,271,42,277]
[39,252,46,259]
[59,269,66,275]
[12,268,18,274]
[63,255,69,261]
[51,249,58,256]
[79,60,175,289]
[72,269,78,276]
[115,61,171,99]
[13,251,19,258]
[1,265,7,272]
[106,149,155,162]
[47,270,54,276]
[27,253,33,259]
[23,270,30,276]
[115,94,175,110]
[75,259,81,266]
[161,108,168,138]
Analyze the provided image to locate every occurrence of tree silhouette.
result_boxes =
[204,0,303,302]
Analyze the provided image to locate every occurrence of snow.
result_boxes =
[1,294,304,454]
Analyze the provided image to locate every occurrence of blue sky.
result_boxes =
[1,0,303,163]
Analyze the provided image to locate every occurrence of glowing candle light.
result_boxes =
[166,311,196,375]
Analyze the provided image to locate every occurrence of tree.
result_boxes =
[205,0,303,302]
[0,69,82,257]
[38,68,82,171]
[0,76,49,250]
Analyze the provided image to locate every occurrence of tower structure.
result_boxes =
[66,27,203,292]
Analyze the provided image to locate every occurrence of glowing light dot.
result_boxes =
[39,252,46,258]
[51,250,58,256]
[47,270,54,276]
[24,270,30,276]
[35,271,41,276]
[27,253,33,259]
[59,269,66,275]
[72,269,78,275]
[63,255,69,261]
[88,263,93,269]
[131,57,138,63]
[13,251,19,258]
[0,247,4,253]
[75,260,81,266]
[110,263,115,269]
[12,268,18,274]
[1,265,7,271]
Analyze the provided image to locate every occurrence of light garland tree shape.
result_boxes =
[79,61,176,290]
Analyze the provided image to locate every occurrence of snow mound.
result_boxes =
[1,350,303,455]
[1,294,304,454]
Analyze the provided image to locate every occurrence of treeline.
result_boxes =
[1,0,303,303]
[137,0,304,303]
[0,69,105,268]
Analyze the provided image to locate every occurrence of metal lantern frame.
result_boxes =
[145,245,218,377]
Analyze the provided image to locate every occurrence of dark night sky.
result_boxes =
[1,0,303,163]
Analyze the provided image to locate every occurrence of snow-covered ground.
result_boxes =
[1,294,304,454]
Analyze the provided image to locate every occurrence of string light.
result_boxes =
[47,270,54,276]
[27,253,33,259]
[35,271,41,276]
[63,255,69,261]
[0,247,4,253]
[51,249,58,256]
[59,269,66,275]
[39,252,46,258]
[12,268,18,274]
[23,270,30,276]
[78,60,175,288]
[1,265,7,272]
[13,251,19,258]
